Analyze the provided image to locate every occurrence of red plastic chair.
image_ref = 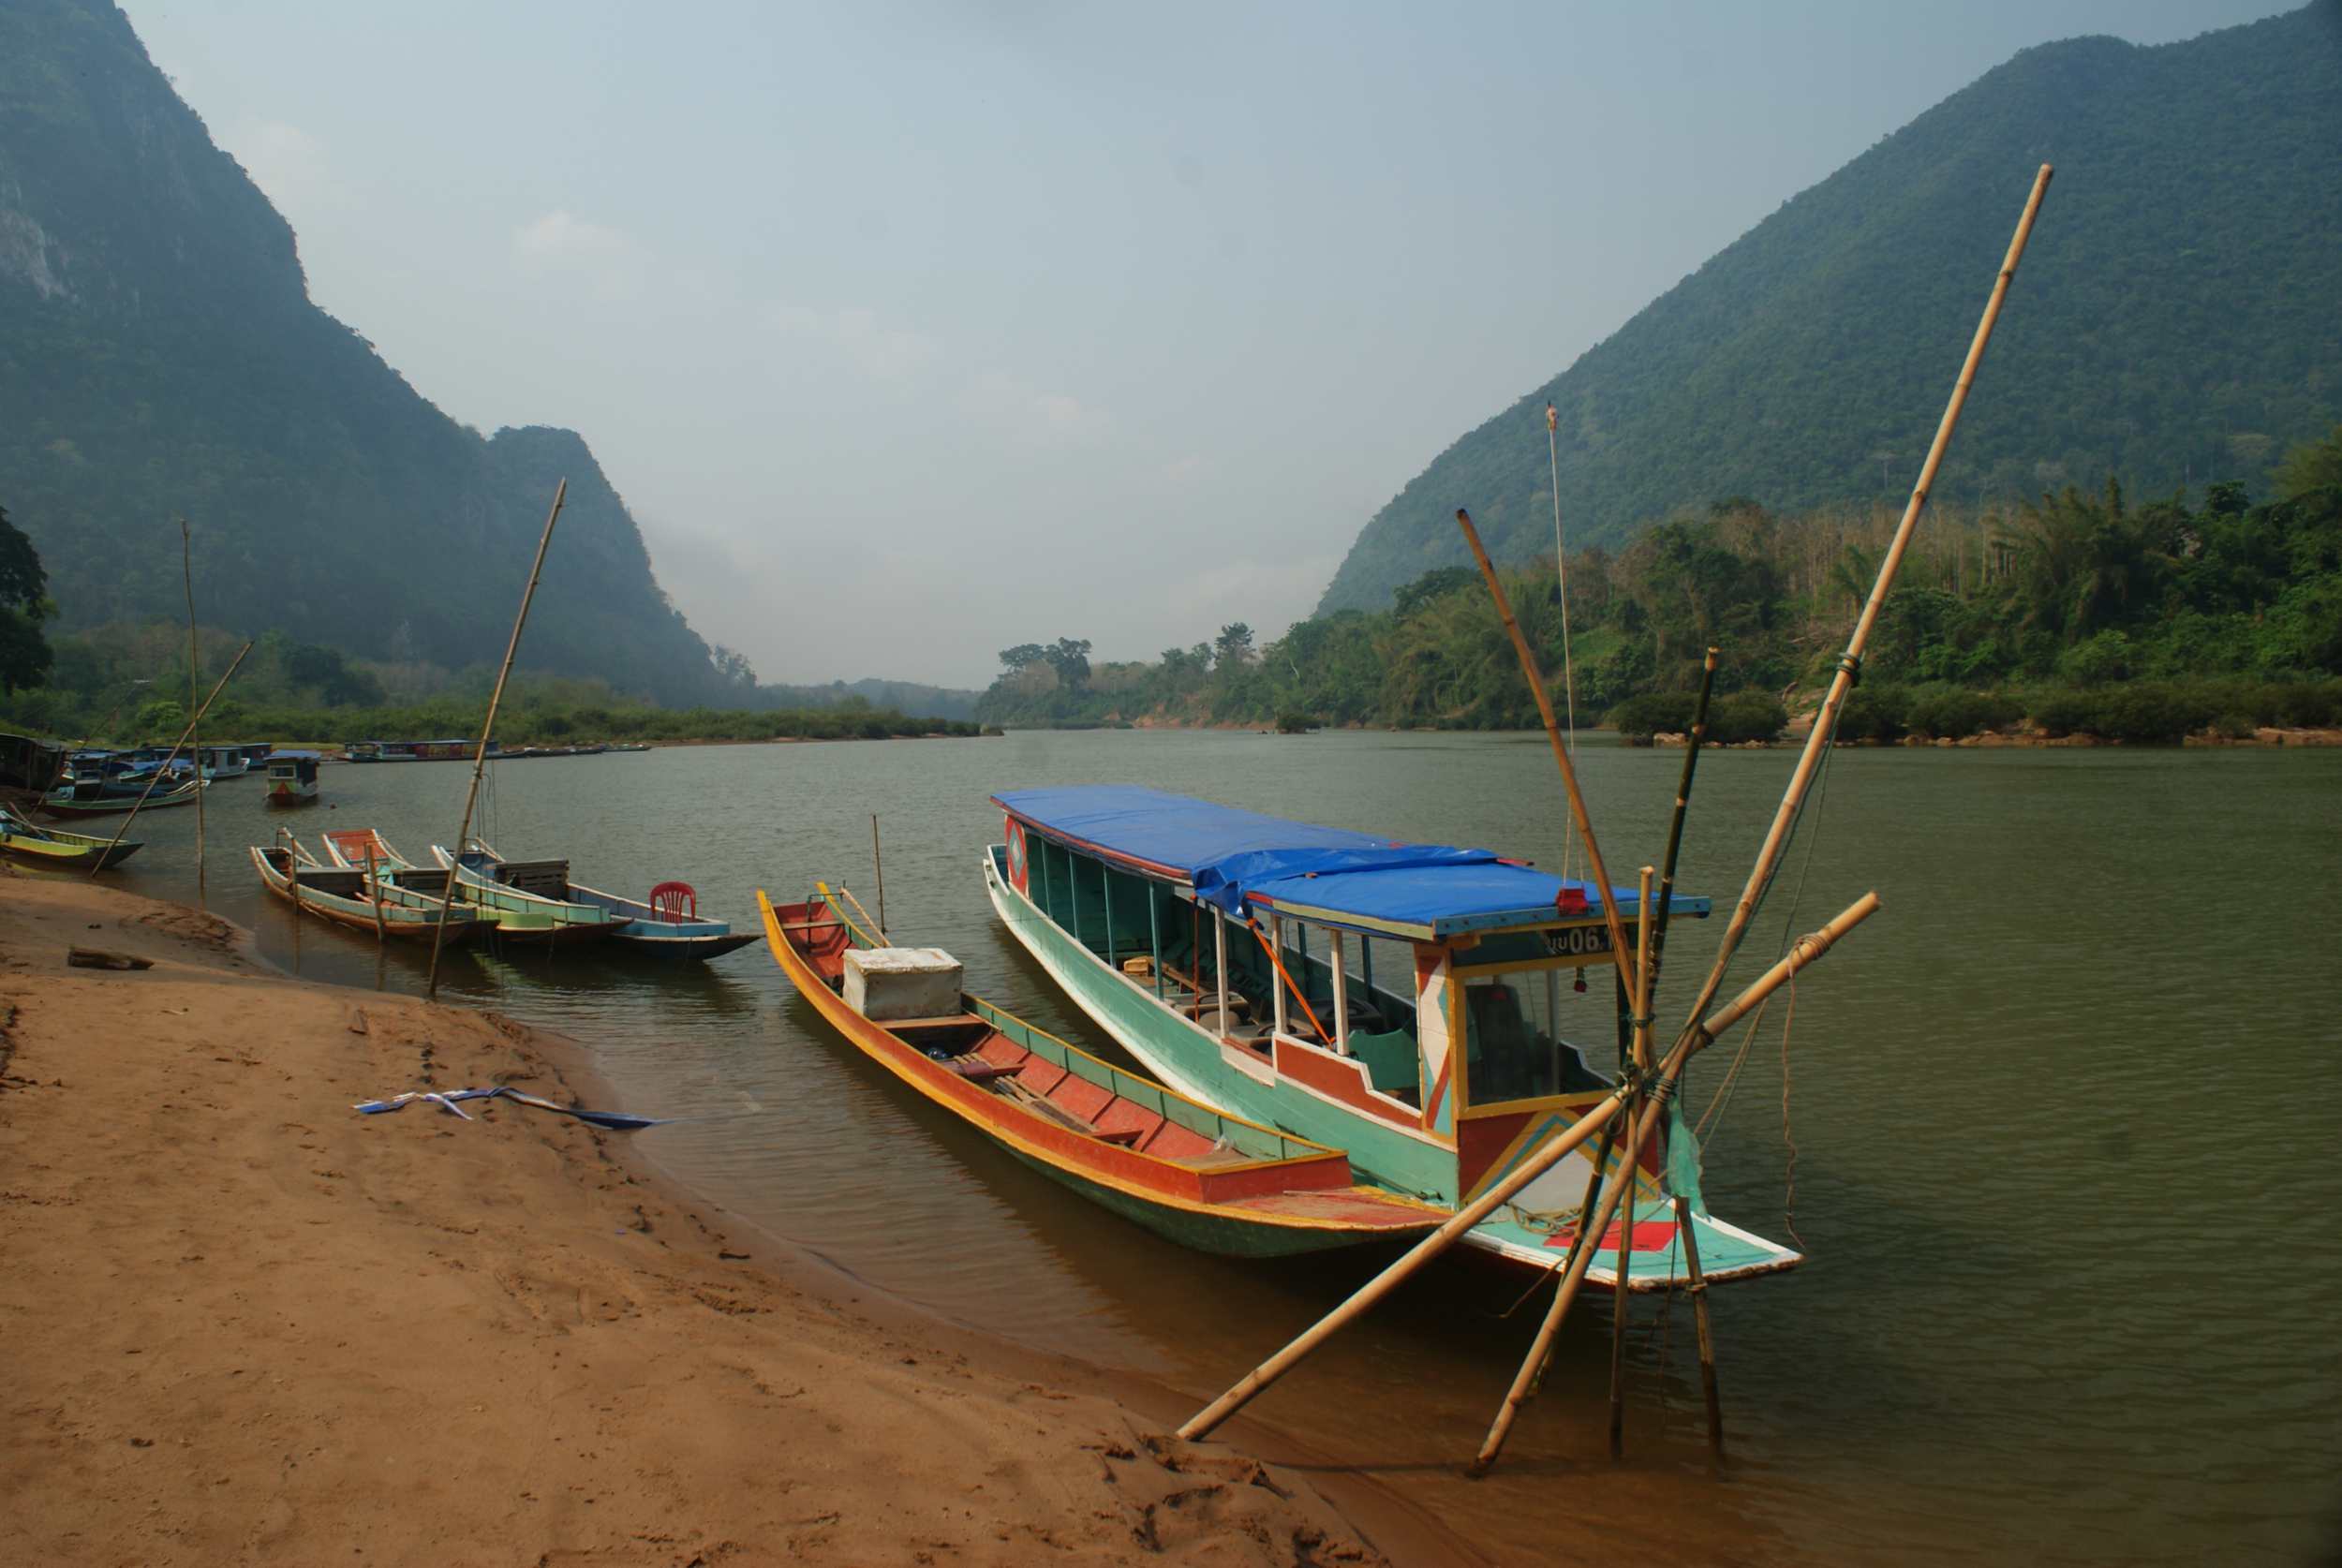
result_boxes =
[648,880,698,923]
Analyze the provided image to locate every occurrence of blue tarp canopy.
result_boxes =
[992,785,1706,941]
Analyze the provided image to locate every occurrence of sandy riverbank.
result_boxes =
[0,877,1465,1566]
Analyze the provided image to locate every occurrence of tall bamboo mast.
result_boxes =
[1653,647,1717,955]
[181,519,205,907]
[1668,164,2052,1046]
[425,481,567,1001]
[1455,509,1638,999]
[90,642,252,870]
[1176,891,1879,1443]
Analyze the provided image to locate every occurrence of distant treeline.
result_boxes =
[0,619,988,746]
[979,425,2342,745]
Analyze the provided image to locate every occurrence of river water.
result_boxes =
[41,731,2340,1564]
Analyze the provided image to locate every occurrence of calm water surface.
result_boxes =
[59,732,2342,1564]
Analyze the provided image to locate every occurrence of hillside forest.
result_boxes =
[978,427,2342,747]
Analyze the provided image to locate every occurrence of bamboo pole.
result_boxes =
[1653,647,1718,956]
[181,519,205,907]
[1471,895,1877,1472]
[426,481,567,1001]
[1176,891,1879,1443]
[1606,865,1656,1457]
[89,641,252,871]
[1676,1191,1725,1455]
[1670,165,2051,1048]
[1456,509,1639,1002]
[870,814,886,939]
[366,842,387,946]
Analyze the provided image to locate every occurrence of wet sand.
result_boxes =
[0,876,1472,1566]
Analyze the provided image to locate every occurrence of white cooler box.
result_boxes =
[841,946,964,1022]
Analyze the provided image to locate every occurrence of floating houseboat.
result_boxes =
[264,750,322,806]
[761,885,1447,1255]
[346,738,496,763]
[983,786,1801,1289]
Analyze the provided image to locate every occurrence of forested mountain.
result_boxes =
[0,0,729,704]
[1319,2,2342,613]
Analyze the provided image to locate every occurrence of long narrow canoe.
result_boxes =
[39,778,205,817]
[760,887,1445,1257]
[0,806,142,870]
[250,844,494,943]
[436,839,749,961]
[318,829,585,946]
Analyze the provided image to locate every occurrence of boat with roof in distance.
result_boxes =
[320,828,628,946]
[0,803,142,870]
[250,839,495,943]
[263,750,322,806]
[345,738,497,763]
[759,883,1447,1256]
[434,837,754,961]
[196,745,249,779]
[982,785,1801,1289]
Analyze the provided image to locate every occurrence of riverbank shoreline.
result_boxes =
[0,876,1469,1566]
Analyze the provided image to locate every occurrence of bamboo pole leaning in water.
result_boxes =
[1676,1189,1725,1456]
[426,481,568,1001]
[90,641,253,872]
[1669,164,2052,1050]
[366,842,387,946]
[1470,893,1880,1472]
[1455,508,1639,1002]
[1177,891,1882,1445]
[181,519,205,907]
[1606,865,1657,1458]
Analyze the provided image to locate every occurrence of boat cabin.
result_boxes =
[266,750,322,800]
[986,786,1709,1208]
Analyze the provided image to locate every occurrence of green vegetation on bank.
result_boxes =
[981,428,2342,745]
[1320,3,2342,612]
[0,623,985,747]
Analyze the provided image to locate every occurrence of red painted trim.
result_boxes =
[1272,1036,1420,1129]
[991,804,1190,883]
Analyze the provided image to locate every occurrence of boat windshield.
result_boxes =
[1460,970,1615,1105]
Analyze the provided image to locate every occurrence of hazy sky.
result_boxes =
[126,0,2290,688]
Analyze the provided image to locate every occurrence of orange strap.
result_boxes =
[1247,918,1332,1044]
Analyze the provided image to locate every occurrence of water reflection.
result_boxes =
[89,732,2342,1564]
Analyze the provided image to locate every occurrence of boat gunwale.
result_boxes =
[760,889,1444,1234]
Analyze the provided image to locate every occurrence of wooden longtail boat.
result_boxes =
[982,786,1801,1291]
[321,829,623,946]
[435,838,752,961]
[39,777,205,817]
[249,843,494,943]
[0,805,142,870]
[759,887,1446,1256]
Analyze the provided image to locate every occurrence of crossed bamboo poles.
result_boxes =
[1178,162,2053,1471]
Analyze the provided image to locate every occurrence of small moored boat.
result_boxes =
[250,842,495,943]
[40,777,205,817]
[322,829,624,946]
[0,805,142,870]
[434,838,751,961]
[264,750,322,806]
[760,885,1446,1257]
